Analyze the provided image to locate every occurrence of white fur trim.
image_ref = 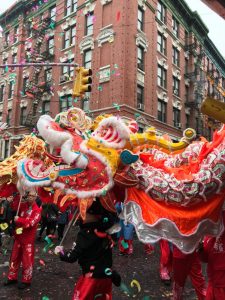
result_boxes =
[92,116,130,149]
[74,155,88,169]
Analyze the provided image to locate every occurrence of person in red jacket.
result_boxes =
[172,246,206,300]
[4,191,41,289]
[198,212,225,300]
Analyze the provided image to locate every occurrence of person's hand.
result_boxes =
[14,216,19,222]
[54,245,64,255]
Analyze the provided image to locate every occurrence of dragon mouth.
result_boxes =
[19,159,84,183]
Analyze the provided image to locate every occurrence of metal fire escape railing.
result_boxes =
[184,43,206,135]
[24,17,55,127]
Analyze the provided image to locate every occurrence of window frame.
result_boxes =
[83,49,92,69]
[157,99,167,123]
[42,101,51,115]
[14,26,19,43]
[172,16,179,38]
[7,109,12,126]
[61,58,74,79]
[173,107,181,127]
[85,12,94,36]
[137,46,144,71]
[65,0,78,16]
[63,25,76,49]
[173,76,180,96]
[20,107,27,125]
[137,85,144,106]
[8,81,15,99]
[22,77,29,94]
[50,6,56,21]
[157,65,167,89]
[137,6,144,31]
[157,32,166,55]
[157,1,166,24]
[4,140,9,158]
[59,95,73,111]
[0,85,5,103]
[172,47,180,67]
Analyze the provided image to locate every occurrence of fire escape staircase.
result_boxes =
[24,17,54,127]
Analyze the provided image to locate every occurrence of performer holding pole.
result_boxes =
[4,191,41,289]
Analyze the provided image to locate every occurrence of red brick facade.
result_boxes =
[0,0,225,159]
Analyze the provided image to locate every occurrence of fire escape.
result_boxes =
[184,41,206,135]
[24,17,54,127]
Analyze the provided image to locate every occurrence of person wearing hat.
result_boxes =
[58,198,121,300]
[4,191,41,289]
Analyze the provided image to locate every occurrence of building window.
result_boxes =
[59,95,73,111]
[5,32,9,47]
[42,101,50,114]
[186,113,190,128]
[173,107,181,127]
[137,46,144,71]
[7,109,12,126]
[137,85,144,111]
[12,54,17,70]
[8,82,15,99]
[173,77,180,96]
[22,77,29,94]
[83,49,92,69]
[2,58,8,75]
[157,32,166,55]
[62,58,74,79]
[65,0,78,16]
[185,85,189,102]
[172,16,179,38]
[50,6,56,21]
[157,1,166,24]
[85,12,94,36]
[47,37,55,55]
[0,85,5,103]
[157,99,167,122]
[26,22,32,38]
[14,26,19,43]
[20,107,26,125]
[137,6,144,31]
[0,112,2,122]
[45,68,52,82]
[172,47,180,67]
[4,140,9,158]
[63,25,76,49]
[157,65,167,89]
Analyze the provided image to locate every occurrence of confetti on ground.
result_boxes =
[104,268,112,276]
[39,259,46,266]
[121,240,129,249]
[130,279,141,293]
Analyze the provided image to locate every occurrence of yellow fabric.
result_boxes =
[86,138,119,175]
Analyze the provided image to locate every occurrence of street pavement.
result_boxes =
[0,226,200,300]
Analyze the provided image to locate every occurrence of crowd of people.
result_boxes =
[0,193,225,299]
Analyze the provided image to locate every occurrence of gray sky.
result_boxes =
[0,0,225,56]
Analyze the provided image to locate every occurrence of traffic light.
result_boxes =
[73,67,92,97]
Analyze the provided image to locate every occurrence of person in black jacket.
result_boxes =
[58,198,121,300]
[37,203,58,240]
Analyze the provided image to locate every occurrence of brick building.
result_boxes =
[0,0,225,159]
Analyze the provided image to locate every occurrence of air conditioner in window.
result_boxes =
[137,103,145,110]
[175,123,182,128]
[173,89,179,96]
[60,75,67,83]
